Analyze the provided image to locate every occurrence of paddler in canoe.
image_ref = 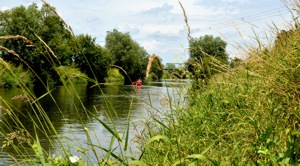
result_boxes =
[132,79,142,86]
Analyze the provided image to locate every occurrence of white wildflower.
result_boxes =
[69,156,79,163]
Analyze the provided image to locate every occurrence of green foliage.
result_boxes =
[0,3,73,84]
[0,60,33,88]
[5,1,300,166]
[229,57,243,68]
[163,63,188,79]
[74,34,113,83]
[54,66,88,85]
[188,35,229,82]
[0,4,154,86]
[105,68,124,85]
[32,138,87,166]
[149,57,164,80]
[105,29,148,84]
[139,27,300,165]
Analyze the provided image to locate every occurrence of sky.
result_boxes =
[0,0,296,64]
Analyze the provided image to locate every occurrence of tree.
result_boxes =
[0,3,73,85]
[105,29,148,84]
[188,35,229,80]
[230,57,243,68]
[74,34,113,83]
[149,57,163,80]
[165,63,176,71]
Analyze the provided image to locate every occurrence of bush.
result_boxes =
[0,60,33,88]
[104,68,124,85]
[54,66,88,85]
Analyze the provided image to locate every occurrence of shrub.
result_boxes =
[54,66,88,85]
[0,60,33,88]
[104,68,124,85]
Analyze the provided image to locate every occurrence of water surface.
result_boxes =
[0,80,188,164]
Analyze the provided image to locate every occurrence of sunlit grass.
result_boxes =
[137,12,300,166]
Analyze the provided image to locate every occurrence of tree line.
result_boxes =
[0,3,163,86]
[0,3,233,87]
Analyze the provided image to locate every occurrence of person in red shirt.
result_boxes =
[136,79,142,86]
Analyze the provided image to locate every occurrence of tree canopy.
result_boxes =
[188,35,229,81]
[74,34,113,83]
[0,4,163,86]
[105,29,149,84]
[0,3,73,84]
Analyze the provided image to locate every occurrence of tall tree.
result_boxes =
[74,34,113,83]
[105,29,148,84]
[188,35,229,80]
[0,3,73,84]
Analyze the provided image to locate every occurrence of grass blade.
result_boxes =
[145,135,170,147]
[89,143,128,165]
[88,111,122,142]
[124,98,133,151]
[33,132,46,165]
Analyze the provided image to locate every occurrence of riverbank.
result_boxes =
[138,28,300,165]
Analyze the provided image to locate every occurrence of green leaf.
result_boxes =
[145,135,170,147]
[124,98,133,151]
[31,88,55,104]
[74,146,87,155]
[88,143,128,165]
[153,117,170,130]
[33,133,46,165]
[88,112,122,141]
[129,160,147,166]
[172,159,184,166]
[186,154,206,160]
[200,141,215,155]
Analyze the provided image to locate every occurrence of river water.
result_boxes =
[0,79,188,165]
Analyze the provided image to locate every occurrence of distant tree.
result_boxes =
[105,29,148,84]
[165,63,176,71]
[189,35,228,61]
[163,63,174,79]
[230,57,243,68]
[149,57,163,80]
[0,3,73,84]
[74,34,113,83]
[188,35,229,81]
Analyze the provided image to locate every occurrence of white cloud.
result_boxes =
[141,40,163,53]
[1,7,10,11]
[221,0,251,3]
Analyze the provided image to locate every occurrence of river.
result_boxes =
[0,79,188,165]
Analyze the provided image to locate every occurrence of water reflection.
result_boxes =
[0,80,188,164]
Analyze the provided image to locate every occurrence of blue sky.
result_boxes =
[0,0,295,64]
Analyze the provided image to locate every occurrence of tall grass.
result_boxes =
[136,2,300,165]
[0,2,138,166]
[0,0,299,166]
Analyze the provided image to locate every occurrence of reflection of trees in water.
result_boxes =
[0,83,171,163]
[88,85,140,119]
[0,87,57,163]
[0,85,92,163]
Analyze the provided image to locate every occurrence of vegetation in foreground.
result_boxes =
[138,24,300,166]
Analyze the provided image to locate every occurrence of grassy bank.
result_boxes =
[138,27,300,165]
